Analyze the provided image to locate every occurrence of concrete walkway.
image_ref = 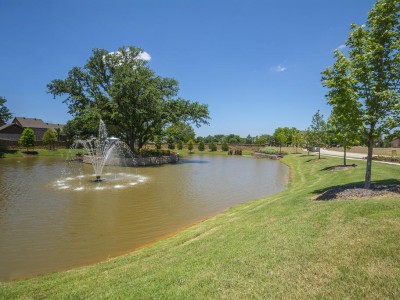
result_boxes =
[317,149,400,166]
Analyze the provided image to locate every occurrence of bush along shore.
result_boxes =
[1,154,400,299]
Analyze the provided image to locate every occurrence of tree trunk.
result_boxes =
[343,144,347,166]
[365,137,374,189]
[318,147,321,159]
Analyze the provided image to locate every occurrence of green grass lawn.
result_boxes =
[0,148,81,158]
[1,154,400,299]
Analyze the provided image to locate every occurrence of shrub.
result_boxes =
[188,140,194,153]
[177,140,183,150]
[198,141,205,151]
[221,141,229,151]
[19,128,36,151]
[209,141,217,151]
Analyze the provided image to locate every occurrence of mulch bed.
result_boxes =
[314,184,400,201]
[322,164,357,171]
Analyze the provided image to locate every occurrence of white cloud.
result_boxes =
[337,44,346,50]
[270,65,287,72]
[137,51,151,61]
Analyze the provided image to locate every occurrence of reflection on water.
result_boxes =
[0,155,288,280]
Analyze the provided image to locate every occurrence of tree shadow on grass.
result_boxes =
[305,157,326,163]
[312,179,400,201]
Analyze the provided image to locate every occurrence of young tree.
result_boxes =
[322,49,363,165]
[154,136,162,150]
[310,110,327,159]
[0,96,12,126]
[291,129,303,154]
[198,140,205,151]
[167,136,175,150]
[177,140,183,150]
[273,127,290,153]
[47,46,209,151]
[209,141,217,151]
[19,128,36,151]
[303,129,315,156]
[221,141,229,151]
[188,139,194,153]
[323,0,400,188]
[42,129,57,150]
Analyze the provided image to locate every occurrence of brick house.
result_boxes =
[0,117,64,141]
[391,138,400,148]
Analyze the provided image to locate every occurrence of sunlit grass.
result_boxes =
[1,154,399,299]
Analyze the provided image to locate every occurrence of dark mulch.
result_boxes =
[321,164,357,171]
[314,184,400,201]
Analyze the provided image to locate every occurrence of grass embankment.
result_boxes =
[0,148,79,158]
[1,155,400,299]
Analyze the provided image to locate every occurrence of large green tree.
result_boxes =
[0,96,12,126]
[323,0,400,188]
[47,46,209,151]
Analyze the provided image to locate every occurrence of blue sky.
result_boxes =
[0,0,376,137]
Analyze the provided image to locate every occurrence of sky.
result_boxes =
[0,0,377,137]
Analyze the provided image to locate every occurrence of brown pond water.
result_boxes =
[0,154,288,281]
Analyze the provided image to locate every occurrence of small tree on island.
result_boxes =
[209,141,217,151]
[188,139,194,153]
[19,128,36,151]
[177,140,183,150]
[42,129,57,150]
[154,136,162,150]
[198,140,205,151]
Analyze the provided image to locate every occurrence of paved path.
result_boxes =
[320,149,366,159]
[318,149,400,166]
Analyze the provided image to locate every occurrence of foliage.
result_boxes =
[0,96,12,126]
[165,122,195,143]
[154,136,162,150]
[42,129,57,150]
[273,127,291,153]
[322,49,363,165]
[221,141,229,151]
[309,110,327,159]
[177,140,183,150]
[291,129,303,153]
[188,139,194,153]
[18,128,36,151]
[198,140,205,151]
[259,148,287,155]
[47,46,210,151]
[322,0,400,188]
[167,136,175,150]
[209,141,217,151]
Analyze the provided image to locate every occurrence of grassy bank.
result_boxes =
[1,155,400,299]
[0,148,78,158]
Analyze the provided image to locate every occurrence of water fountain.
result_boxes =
[73,120,131,182]
[56,120,146,191]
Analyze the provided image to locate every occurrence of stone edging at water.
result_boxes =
[252,152,283,160]
[82,153,180,167]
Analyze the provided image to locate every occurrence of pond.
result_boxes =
[0,154,288,280]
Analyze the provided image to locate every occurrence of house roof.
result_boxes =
[12,117,64,129]
[0,123,16,131]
